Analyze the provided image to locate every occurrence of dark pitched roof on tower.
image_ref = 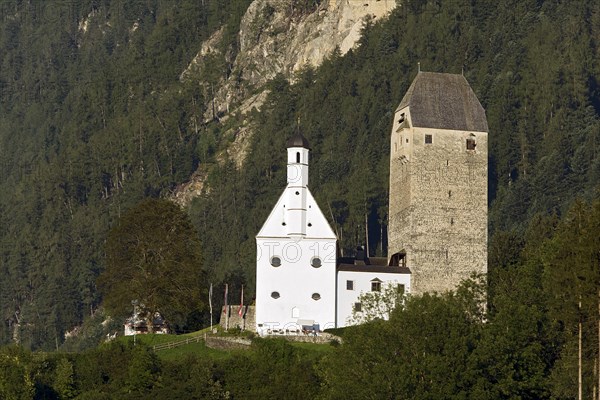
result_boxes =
[286,131,311,149]
[397,72,488,132]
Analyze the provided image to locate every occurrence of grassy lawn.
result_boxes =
[115,327,243,361]
[115,326,335,361]
[156,339,242,361]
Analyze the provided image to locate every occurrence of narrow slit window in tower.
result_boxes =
[296,152,300,163]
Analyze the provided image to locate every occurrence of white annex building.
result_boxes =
[255,132,411,335]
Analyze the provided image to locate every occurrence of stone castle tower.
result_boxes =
[388,72,488,294]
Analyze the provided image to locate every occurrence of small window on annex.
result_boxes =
[371,278,382,292]
[270,256,281,267]
[466,134,476,150]
[311,257,322,268]
[425,134,433,144]
[354,302,362,312]
[397,284,405,296]
[346,280,354,290]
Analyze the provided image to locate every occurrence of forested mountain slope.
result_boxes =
[1,0,600,350]
[0,0,253,348]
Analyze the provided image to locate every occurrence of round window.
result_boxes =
[270,256,281,267]
[312,293,321,301]
[271,291,280,299]
[311,257,322,268]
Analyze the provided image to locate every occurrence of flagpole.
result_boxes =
[224,283,229,331]
[209,283,213,330]
[238,285,244,330]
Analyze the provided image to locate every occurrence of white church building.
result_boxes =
[255,132,411,335]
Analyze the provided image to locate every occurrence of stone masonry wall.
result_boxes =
[389,122,487,294]
[220,305,256,331]
[205,336,252,350]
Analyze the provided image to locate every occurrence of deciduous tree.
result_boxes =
[98,198,205,332]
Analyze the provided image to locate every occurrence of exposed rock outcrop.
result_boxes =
[171,167,209,207]
[182,0,396,119]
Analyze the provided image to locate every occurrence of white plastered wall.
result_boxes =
[336,270,411,327]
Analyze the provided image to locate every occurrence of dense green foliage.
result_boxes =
[0,196,598,398]
[99,198,205,331]
[0,0,252,349]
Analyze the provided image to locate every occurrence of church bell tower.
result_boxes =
[285,133,310,236]
[255,130,337,334]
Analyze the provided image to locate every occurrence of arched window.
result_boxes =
[296,152,300,163]
[466,134,476,150]
[390,251,407,268]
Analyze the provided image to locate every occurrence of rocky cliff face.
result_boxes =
[237,0,395,84]
[184,0,396,117]
[174,0,396,205]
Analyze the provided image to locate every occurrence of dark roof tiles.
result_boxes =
[397,72,488,132]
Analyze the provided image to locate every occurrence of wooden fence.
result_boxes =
[152,334,204,352]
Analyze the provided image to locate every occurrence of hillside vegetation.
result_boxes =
[0,0,253,348]
[2,203,600,400]
[0,0,599,364]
